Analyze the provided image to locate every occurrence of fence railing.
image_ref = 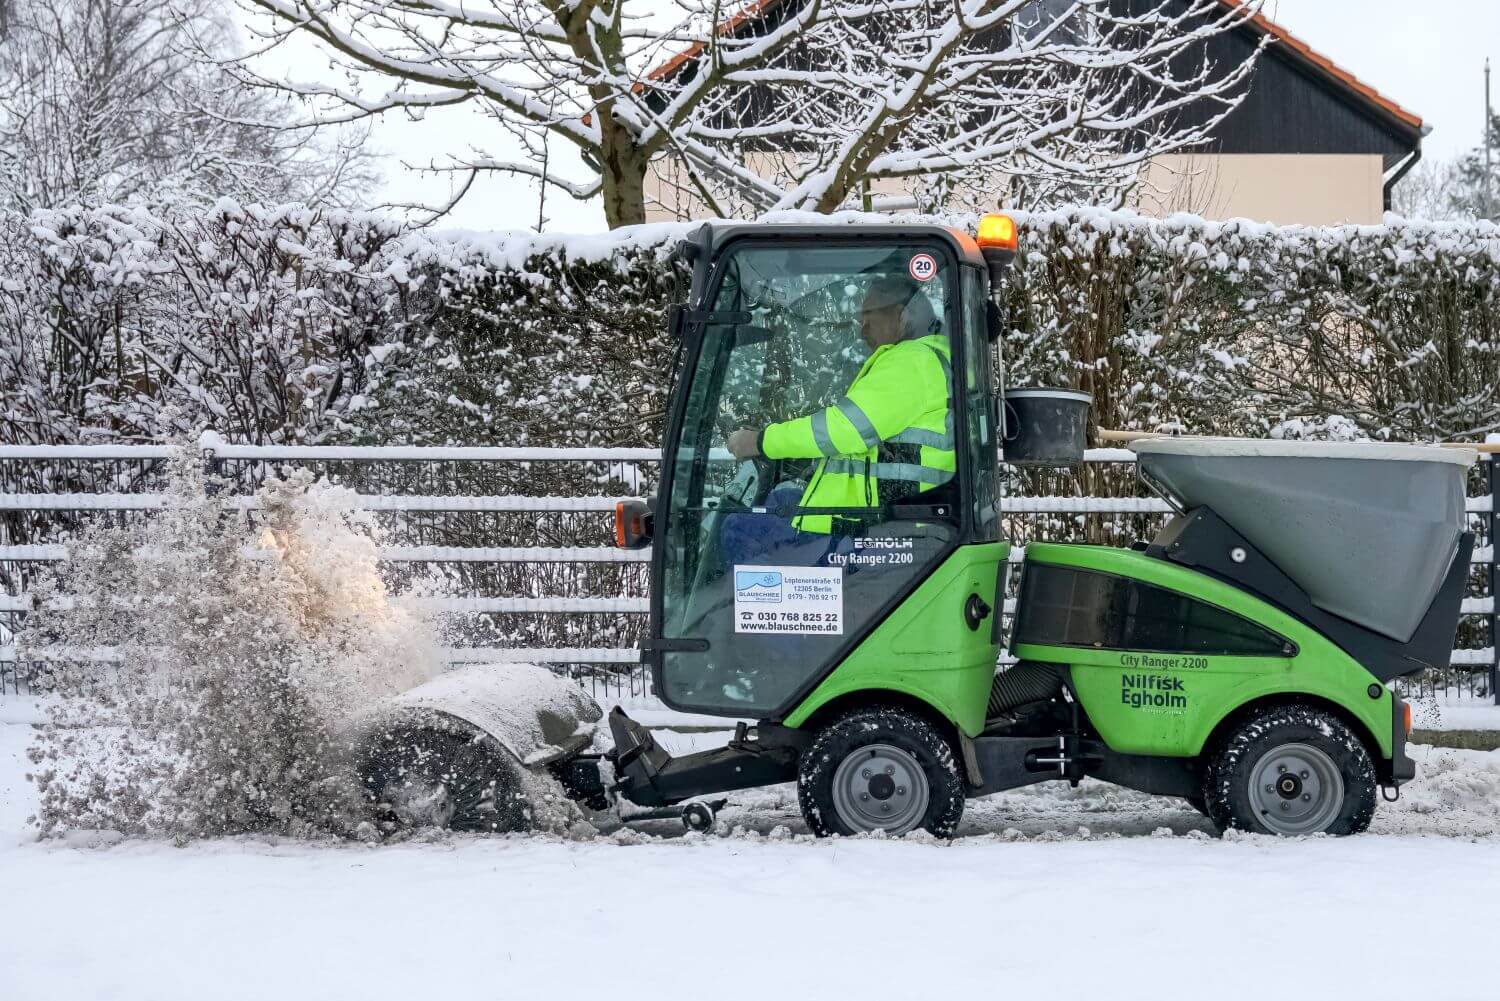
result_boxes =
[2,440,1496,708]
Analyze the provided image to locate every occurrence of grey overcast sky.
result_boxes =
[319,1,1500,232]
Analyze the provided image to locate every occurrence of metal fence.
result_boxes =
[2,441,1496,707]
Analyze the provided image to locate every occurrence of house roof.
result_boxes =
[1217,0,1423,134]
[647,0,781,84]
[581,0,777,125]
[646,0,1424,135]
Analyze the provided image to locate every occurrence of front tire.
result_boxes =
[1202,704,1376,836]
[361,721,531,834]
[797,707,964,838]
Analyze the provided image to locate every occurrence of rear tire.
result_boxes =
[797,707,964,838]
[361,721,531,834]
[1202,704,1376,837]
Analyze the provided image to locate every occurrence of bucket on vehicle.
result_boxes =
[1002,388,1092,466]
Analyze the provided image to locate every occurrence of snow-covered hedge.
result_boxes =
[1006,208,1500,442]
[0,200,689,449]
[3,201,1499,449]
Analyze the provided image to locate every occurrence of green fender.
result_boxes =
[1014,544,1393,760]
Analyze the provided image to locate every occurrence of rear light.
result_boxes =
[1403,702,1413,736]
[614,499,651,549]
[614,502,631,548]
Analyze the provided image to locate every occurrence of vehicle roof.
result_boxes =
[697,222,987,268]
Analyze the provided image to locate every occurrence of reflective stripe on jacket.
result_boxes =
[760,332,954,534]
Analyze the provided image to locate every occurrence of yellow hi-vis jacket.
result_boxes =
[759,332,954,534]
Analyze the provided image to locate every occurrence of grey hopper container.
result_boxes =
[1129,438,1477,642]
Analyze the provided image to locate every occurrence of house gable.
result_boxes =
[649,0,1425,170]
[1190,0,1422,171]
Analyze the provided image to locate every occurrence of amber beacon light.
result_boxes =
[976,213,1018,253]
[976,213,1018,280]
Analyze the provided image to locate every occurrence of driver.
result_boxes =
[721,273,955,565]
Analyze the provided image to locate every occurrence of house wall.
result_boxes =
[643,0,1416,228]
[1164,6,1417,172]
[643,152,1388,226]
[1134,153,1387,225]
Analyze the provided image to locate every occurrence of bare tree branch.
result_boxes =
[0,0,378,211]
[229,0,1265,226]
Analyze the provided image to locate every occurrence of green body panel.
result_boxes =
[782,542,1009,737]
[1014,544,1393,760]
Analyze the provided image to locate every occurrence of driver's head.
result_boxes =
[860,275,933,350]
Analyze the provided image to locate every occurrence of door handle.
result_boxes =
[964,593,992,631]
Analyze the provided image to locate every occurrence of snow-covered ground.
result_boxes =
[1414,696,1500,731]
[2,719,1498,1001]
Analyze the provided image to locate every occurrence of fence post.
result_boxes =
[202,436,223,497]
[1491,453,1499,706]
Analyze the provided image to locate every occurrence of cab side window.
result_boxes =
[961,268,1000,540]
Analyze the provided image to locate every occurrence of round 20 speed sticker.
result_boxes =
[908,253,937,282]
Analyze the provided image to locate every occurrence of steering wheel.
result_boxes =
[712,416,780,508]
[712,455,777,513]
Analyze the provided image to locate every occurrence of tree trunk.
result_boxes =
[813,177,856,215]
[600,147,648,229]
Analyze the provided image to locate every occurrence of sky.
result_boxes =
[251,1,1500,233]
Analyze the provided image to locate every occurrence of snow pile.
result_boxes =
[20,447,444,839]
[1379,745,1500,836]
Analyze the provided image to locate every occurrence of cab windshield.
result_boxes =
[709,246,950,439]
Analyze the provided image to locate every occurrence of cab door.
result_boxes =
[646,237,972,718]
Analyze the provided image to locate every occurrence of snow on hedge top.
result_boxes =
[408,208,969,271]
[409,205,1500,275]
[22,201,1500,282]
[410,220,700,272]
[1007,206,1500,270]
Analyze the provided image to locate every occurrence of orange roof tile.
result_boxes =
[1217,0,1423,130]
[646,0,781,84]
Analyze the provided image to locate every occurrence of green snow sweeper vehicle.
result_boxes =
[359,215,1476,839]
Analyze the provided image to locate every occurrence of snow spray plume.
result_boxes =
[23,448,443,840]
